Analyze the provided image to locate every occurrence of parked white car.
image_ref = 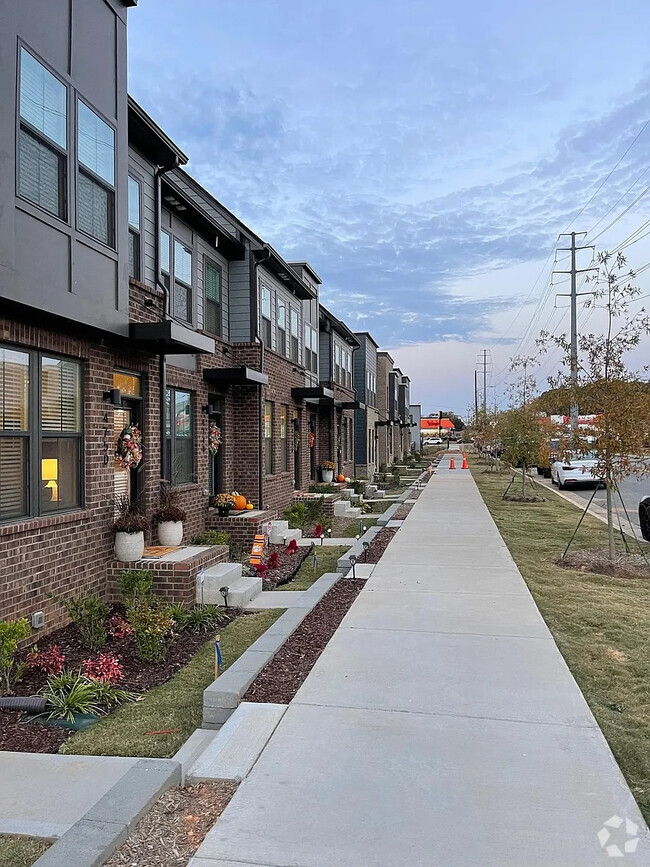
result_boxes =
[550,455,602,489]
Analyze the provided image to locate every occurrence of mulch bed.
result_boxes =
[362,527,399,563]
[558,549,650,581]
[243,577,366,704]
[392,504,413,520]
[261,544,311,590]
[0,607,241,754]
[105,781,238,867]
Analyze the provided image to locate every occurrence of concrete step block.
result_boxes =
[188,702,287,783]
[375,489,386,497]
[196,563,243,604]
[334,500,351,516]
[221,575,263,608]
[173,728,218,784]
[344,507,362,519]
[340,488,353,500]
[269,520,289,544]
[365,484,378,496]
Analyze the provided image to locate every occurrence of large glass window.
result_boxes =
[264,401,273,475]
[261,286,272,348]
[128,176,141,280]
[204,260,222,336]
[77,101,115,246]
[160,230,171,288]
[18,48,67,219]
[290,309,299,363]
[277,301,286,356]
[165,388,193,485]
[304,324,318,373]
[0,346,82,522]
[279,406,288,472]
[173,240,192,323]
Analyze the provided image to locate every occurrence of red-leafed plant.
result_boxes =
[107,615,132,641]
[286,539,299,554]
[267,551,280,570]
[253,563,267,575]
[25,644,66,676]
[313,523,323,538]
[82,654,124,684]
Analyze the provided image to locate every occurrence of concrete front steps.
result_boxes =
[333,501,361,519]
[183,703,288,784]
[196,562,262,608]
[269,520,302,545]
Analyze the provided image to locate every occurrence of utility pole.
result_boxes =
[555,232,597,438]
[477,350,490,416]
[474,370,479,424]
[522,358,527,408]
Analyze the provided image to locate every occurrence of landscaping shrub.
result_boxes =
[119,569,154,605]
[82,654,124,684]
[352,480,364,495]
[308,484,340,494]
[183,605,227,634]
[190,530,230,547]
[303,496,325,526]
[60,595,109,650]
[107,614,132,640]
[39,671,134,722]
[25,644,66,676]
[127,605,176,663]
[153,484,187,524]
[165,602,191,631]
[284,502,308,529]
[0,618,30,695]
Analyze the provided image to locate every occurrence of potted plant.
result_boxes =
[318,461,336,483]
[153,484,187,546]
[111,496,148,562]
[214,492,235,517]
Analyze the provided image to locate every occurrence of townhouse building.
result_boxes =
[376,351,397,468]
[353,332,379,479]
[398,374,413,458]
[410,403,422,452]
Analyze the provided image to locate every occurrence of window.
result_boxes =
[18,48,67,219]
[165,388,193,485]
[77,101,115,246]
[204,259,222,336]
[0,346,82,522]
[261,286,272,348]
[160,230,171,288]
[264,401,273,475]
[304,324,318,373]
[290,309,299,363]
[173,240,192,323]
[277,301,287,356]
[128,176,141,280]
[334,343,342,385]
[279,406,288,472]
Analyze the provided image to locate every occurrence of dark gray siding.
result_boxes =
[353,337,367,402]
[128,145,157,287]
[319,330,331,382]
[0,0,130,335]
[229,249,252,342]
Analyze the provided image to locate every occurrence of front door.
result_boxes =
[112,372,143,508]
[293,409,301,490]
[208,397,225,496]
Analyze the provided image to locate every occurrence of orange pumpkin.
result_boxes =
[337,474,345,483]
[233,494,247,511]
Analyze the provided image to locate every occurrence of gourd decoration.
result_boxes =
[337,474,345,482]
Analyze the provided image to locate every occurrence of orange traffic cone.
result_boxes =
[449,457,456,470]
[461,455,468,470]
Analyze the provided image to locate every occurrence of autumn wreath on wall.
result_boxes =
[209,422,222,455]
[115,423,143,469]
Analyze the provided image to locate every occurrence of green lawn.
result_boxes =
[469,458,650,822]
[60,610,283,759]
[0,835,50,867]
[340,517,378,537]
[276,545,350,591]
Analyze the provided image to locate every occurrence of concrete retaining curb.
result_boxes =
[34,759,181,867]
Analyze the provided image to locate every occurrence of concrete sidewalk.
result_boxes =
[191,462,650,866]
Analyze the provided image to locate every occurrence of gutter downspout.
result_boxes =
[250,246,271,509]
[155,160,180,484]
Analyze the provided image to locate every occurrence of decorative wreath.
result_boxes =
[309,431,315,448]
[209,422,222,456]
[115,423,143,470]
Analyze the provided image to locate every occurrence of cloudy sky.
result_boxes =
[128,0,650,415]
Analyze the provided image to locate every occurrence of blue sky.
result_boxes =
[128,0,650,414]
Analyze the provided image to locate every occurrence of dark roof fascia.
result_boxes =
[319,305,360,347]
[174,168,261,247]
[127,97,188,167]
[354,331,379,349]
[287,261,322,285]
[259,247,316,300]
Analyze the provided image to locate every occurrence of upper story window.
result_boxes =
[173,240,192,323]
[204,259,222,337]
[0,345,82,522]
[18,48,67,220]
[261,286,272,347]
[290,308,300,363]
[160,230,171,285]
[366,370,376,406]
[304,324,318,374]
[334,343,352,388]
[277,301,287,356]
[77,101,115,247]
[128,176,141,280]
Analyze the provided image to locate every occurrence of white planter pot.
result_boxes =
[158,520,183,546]
[321,469,334,483]
[114,531,145,562]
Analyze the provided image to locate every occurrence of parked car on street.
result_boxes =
[639,496,650,542]
[550,454,603,489]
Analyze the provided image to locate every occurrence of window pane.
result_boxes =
[127,176,140,229]
[20,49,66,148]
[128,229,140,280]
[161,231,170,273]
[262,287,271,319]
[41,357,81,432]
[172,438,193,485]
[113,372,141,397]
[0,348,29,431]
[40,436,80,513]
[78,101,114,184]
[205,262,220,302]
[78,171,112,245]
[174,240,192,284]
[290,309,298,336]
[174,390,192,436]
[277,302,285,328]
[19,128,62,217]
[0,437,28,520]
[174,282,191,322]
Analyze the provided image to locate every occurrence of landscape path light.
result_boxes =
[349,554,357,580]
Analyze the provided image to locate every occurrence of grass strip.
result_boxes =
[469,457,650,822]
[276,545,350,591]
[60,610,283,759]
[0,835,50,867]
[340,516,378,537]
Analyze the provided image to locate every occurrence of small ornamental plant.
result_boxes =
[153,484,187,524]
[286,538,299,554]
[313,523,323,538]
[107,615,132,641]
[111,496,148,536]
[0,618,30,695]
[214,493,235,509]
[253,563,268,576]
[317,461,336,470]
[267,551,280,570]
[82,654,124,684]
[127,606,176,664]
[25,644,66,676]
